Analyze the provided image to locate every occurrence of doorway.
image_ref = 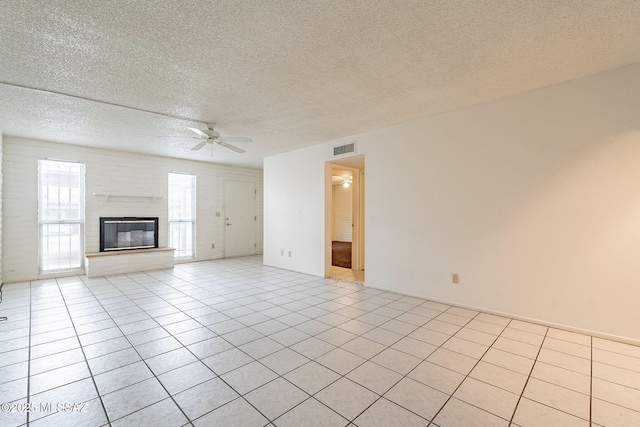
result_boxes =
[331,169,354,269]
[325,156,364,282]
[224,180,256,257]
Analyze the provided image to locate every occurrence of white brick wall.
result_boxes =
[332,184,352,242]
[2,137,263,283]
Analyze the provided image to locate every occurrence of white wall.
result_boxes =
[0,130,3,283]
[263,63,640,343]
[263,144,327,276]
[332,184,352,242]
[2,137,263,283]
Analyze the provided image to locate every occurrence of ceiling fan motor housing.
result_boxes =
[205,125,220,139]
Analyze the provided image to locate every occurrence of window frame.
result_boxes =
[168,172,196,260]
[38,159,86,273]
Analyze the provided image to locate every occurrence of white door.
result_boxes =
[224,180,256,257]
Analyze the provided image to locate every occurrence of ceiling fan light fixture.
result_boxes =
[183,125,252,154]
[342,175,352,188]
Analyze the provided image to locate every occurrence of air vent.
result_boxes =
[333,142,356,156]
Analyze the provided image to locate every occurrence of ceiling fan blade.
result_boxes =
[191,141,207,151]
[217,136,253,143]
[158,135,199,139]
[216,140,245,153]
[188,127,209,139]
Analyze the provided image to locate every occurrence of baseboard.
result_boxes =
[262,262,324,278]
[364,283,640,347]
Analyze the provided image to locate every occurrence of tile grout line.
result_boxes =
[25,281,32,427]
[119,270,287,424]
[127,268,438,424]
[244,284,420,424]
[271,296,495,425]
[53,278,112,427]
[135,269,362,425]
[258,283,435,424]
[507,327,549,426]
[96,272,272,425]
[275,288,437,423]
[3,270,308,425]
[158,270,515,425]
[341,308,479,426]
[374,308,495,423]
[77,275,195,426]
[14,258,640,426]
[142,273,301,426]
[505,332,599,423]
[427,316,512,427]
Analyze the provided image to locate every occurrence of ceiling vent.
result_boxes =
[333,142,356,156]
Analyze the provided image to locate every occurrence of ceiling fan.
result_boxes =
[164,124,253,154]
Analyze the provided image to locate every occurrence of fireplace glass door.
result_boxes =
[100,217,158,251]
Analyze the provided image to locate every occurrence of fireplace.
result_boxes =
[100,217,159,252]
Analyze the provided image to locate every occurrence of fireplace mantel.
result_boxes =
[92,193,165,203]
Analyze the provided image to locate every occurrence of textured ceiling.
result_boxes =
[1,1,639,169]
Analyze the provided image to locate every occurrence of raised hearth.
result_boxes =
[85,247,175,277]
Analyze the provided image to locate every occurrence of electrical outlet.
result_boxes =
[280,250,284,256]
[452,274,459,284]
[211,243,215,249]
[215,212,221,217]
[288,251,292,257]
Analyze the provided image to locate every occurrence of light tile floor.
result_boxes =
[330,266,364,283]
[0,256,639,426]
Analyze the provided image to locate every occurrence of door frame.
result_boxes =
[325,161,364,276]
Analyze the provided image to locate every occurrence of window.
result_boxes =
[168,172,196,259]
[38,159,85,272]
